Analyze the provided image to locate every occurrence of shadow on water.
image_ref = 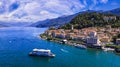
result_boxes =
[28,56,52,62]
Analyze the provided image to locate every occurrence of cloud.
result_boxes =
[89,0,109,10]
[0,2,3,6]
[0,0,86,22]
[100,0,108,4]
[0,0,115,23]
[89,0,98,10]
[83,0,87,6]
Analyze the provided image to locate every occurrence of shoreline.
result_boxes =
[40,34,120,55]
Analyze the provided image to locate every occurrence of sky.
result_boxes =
[0,0,119,23]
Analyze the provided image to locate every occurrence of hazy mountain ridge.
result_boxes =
[31,8,120,28]
[31,10,100,28]
[31,14,76,28]
[105,8,120,15]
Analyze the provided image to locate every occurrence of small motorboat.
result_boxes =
[102,47,115,51]
[74,44,87,49]
[29,48,55,57]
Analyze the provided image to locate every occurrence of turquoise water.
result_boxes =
[0,27,120,67]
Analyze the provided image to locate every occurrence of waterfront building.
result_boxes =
[52,31,66,39]
[100,36,110,43]
[45,30,52,35]
[65,33,76,39]
[51,31,60,37]
[89,31,97,38]
[97,33,111,43]
[56,34,66,39]
[76,35,87,41]
[86,31,101,46]
[86,37,101,46]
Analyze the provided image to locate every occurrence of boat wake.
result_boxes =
[60,49,69,53]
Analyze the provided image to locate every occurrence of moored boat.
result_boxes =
[74,44,87,49]
[115,48,120,53]
[102,47,115,51]
[29,48,55,57]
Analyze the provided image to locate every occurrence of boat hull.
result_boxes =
[29,52,55,58]
[74,45,87,49]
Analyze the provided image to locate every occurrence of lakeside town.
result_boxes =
[40,25,120,53]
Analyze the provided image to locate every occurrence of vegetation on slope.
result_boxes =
[61,12,120,29]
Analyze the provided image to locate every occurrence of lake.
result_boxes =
[0,27,120,67]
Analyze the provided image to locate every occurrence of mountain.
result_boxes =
[60,12,120,29]
[31,14,76,28]
[105,8,120,15]
[0,22,32,27]
[31,10,99,28]
[31,8,120,28]
[0,24,9,27]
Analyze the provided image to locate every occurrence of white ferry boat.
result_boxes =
[29,48,55,57]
